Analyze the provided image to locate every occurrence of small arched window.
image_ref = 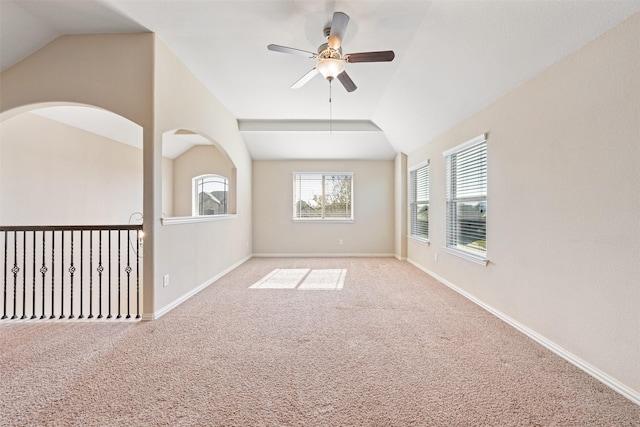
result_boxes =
[193,174,228,216]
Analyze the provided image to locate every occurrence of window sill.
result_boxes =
[292,218,354,224]
[444,247,489,266]
[409,236,430,246]
[162,214,238,226]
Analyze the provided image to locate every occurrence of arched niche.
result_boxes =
[0,102,143,226]
[161,129,237,219]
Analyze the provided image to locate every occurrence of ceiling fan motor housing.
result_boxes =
[317,43,342,59]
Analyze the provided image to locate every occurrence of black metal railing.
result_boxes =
[0,225,142,320]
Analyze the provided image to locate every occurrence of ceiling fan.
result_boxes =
[267,11,395,92]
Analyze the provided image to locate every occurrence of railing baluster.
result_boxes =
[31,231,36,319]
[60,231,65,319]
[68,231,75,319]
[2,231,7,319]
[11,232,18,319]
[136,229,141,319]
[107,230,112,319]
[40,231,47,319]
[117,230,122,319]
[50,231,55,319]
[95,230,101,319]
[90,231,95,319]
[21,231,26,319]
[79,231,84,319]
[126,229,131,319]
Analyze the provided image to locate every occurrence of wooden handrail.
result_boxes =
[0,225,142,232]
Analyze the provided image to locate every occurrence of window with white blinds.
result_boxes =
[293,173,353,220]
[409,161,429,241]
[444,134,487,262]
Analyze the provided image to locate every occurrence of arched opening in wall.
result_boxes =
[0,103,144,225]
[0,103,144,320]
[162,129,237,219]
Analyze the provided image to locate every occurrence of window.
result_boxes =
[444,134,487,263]
[193,174,228,216]
[409,161,429,241]
[293,173,353,220]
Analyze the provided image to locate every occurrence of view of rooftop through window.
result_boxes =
[194,174,228,216]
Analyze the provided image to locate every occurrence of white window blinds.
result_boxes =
[444,134,487,260]
[409,162,429,240]
[293,173,353,220]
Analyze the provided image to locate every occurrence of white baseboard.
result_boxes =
[142,254,253,321]
[252,252,396,258]
[406,258,640,406]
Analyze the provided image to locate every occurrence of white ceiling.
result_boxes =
[2,0,639,160]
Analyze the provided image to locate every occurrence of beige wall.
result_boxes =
[171,145,234,217]
[253,159,394,255]
[406,14,640,396]
[152,39,253,312]
[161,157,173,217]
[0,113,142,225]
[0,34,154,128]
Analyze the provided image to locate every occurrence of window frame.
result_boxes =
[192,174,229,217]
[292,172,354,222]
[409,160,430,244]
[443,133,488,265]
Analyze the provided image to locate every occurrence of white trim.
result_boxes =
[142,255,252,320]
[161,214,238,225]
[140,313,155,321]
[408,235,430,246]
[252,252,396,258]
[406,258,640,406]
[444,247,488,266]
[408,159,429,172]
[292,171,354,176]
[292,219,355,224]
[442,133,487,157]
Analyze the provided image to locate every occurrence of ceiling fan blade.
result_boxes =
[337,71,357,92]
[292,68,319,89]
[345,51,395,63]
[328,12,350,49]
[267,44,316,58]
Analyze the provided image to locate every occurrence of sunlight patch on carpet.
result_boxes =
[250,269,346,290]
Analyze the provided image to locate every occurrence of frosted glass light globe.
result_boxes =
[316,59,345,80]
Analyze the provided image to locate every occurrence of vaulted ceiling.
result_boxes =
[2,1,639,160]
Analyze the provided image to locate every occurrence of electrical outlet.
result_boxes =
[339,239,344,245]
[163,274,169,287]
[434,253,438,262]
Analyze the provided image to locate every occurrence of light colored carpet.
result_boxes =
[0,257,638,426]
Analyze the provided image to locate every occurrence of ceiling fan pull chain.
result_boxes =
[329,79,333,133]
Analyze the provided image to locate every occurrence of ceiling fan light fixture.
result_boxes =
[316,58,345,80]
